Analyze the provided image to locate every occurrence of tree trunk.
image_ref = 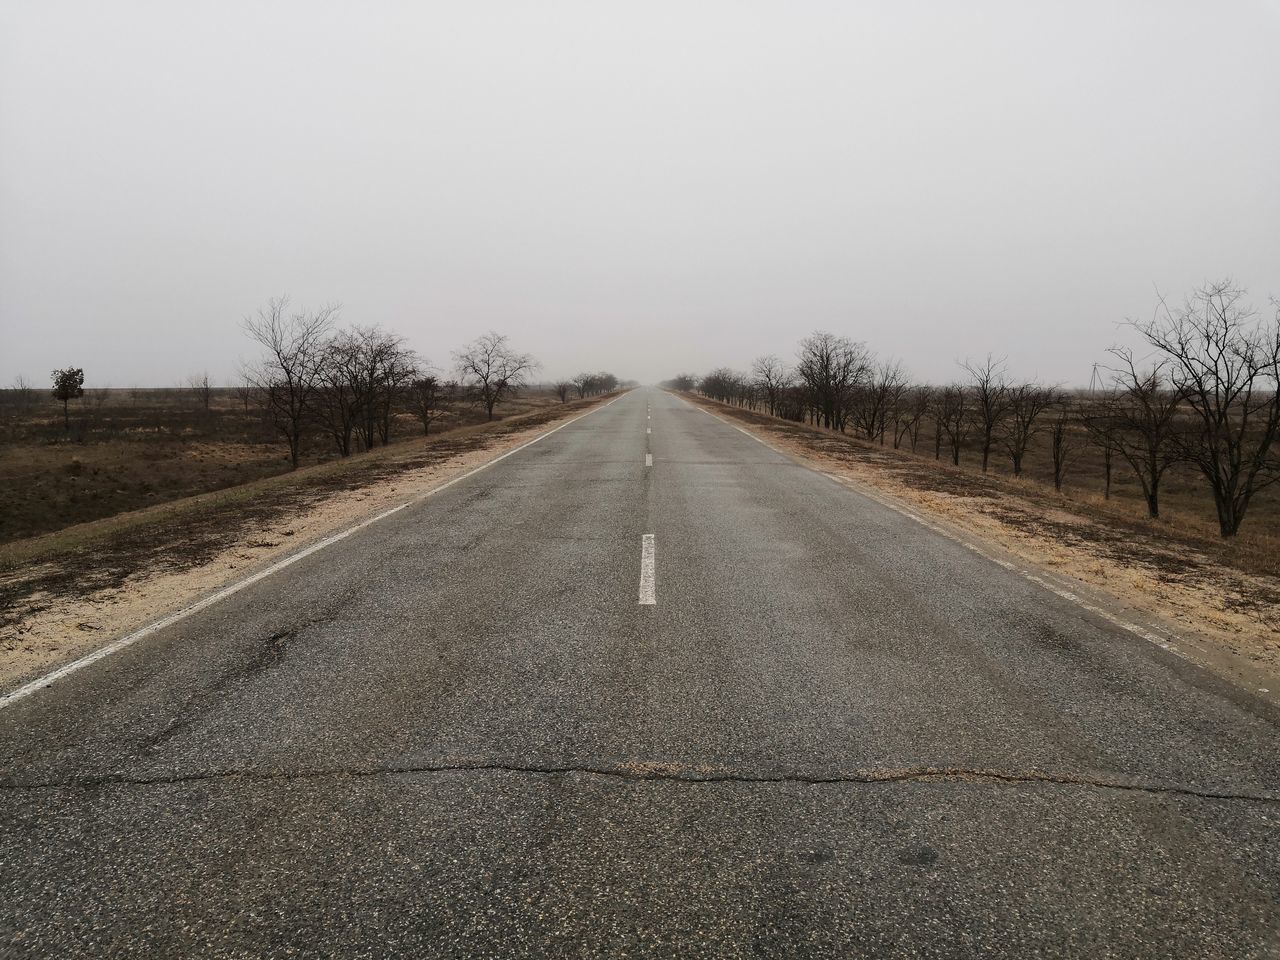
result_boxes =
[1143,477,1159,519]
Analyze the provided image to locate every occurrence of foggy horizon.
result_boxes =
[2,1,1278,388]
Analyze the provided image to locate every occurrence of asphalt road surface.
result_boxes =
[2,387,1278,958]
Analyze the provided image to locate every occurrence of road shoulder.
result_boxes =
[679,392,1280,705]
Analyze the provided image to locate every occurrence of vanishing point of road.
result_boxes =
[1,387,1277,958]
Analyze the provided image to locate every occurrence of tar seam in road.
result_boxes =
[3,760,1276,805]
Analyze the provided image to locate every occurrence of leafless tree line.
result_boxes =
[241,297,539,468]
[551,371,621,402]
[670,279,1280,538]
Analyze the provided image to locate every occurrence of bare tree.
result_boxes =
[10,376,34,416]
[1087,348,1183,519]
[852,359,908,444]
[795,331,870,431]
[553,381,571,403]
[409,374,453,435]
[375,342,418,445]
[241,296,336,468]
[699,368,746,405]
[961,354,1010,472]
[751,355,791,417]
[188,371,213,411]
[1134,281,1280,536]
[937,384,969,466]
[1001,381,1055,478]
[233,377,256,414]
[1080,392,1120,500]
[455,332,537,420]
[314,333,360,456]
[894,385,932,451]
[1047,395,1080,492]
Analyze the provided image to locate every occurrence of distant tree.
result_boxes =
[410,375,454,435]
[188,371,213,411]
[894,384,932,452]
[852,359,908,444]
[1134,281,1280,536]
[1085,348,1183,519]
[553,381,572,402]
[233,377,256,414]
[568,371,619,399]
[937,384,970,466]
[751,355,791,417]
[700,368,747,405]
[1081,399,1119,500]
[795,331,870,431]
[1001,381,1055,478]
[1047,395,1080,492]
[314,334,360,456]
[10,376,34,416]
[241,296,336,468]
[455,332,537,420]
[51,367,85,431]
[961,354,1010,472]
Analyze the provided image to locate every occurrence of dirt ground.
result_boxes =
[0,394,615,689]
[685,394,1280,690]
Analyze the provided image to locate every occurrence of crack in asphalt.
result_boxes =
[1,760,1277,804]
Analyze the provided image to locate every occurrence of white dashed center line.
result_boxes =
[638,534,656,605]
[645,453,653,467]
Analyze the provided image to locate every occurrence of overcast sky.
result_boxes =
[2,1,1277,388]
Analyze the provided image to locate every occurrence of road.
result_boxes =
[1,386,1278,958]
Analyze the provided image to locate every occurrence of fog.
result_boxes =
[2,1,1277,387]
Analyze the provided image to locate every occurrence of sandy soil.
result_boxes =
[689,396,1280,692]
[0,406,600,689]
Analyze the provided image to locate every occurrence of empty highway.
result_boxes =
[1,387,1278,958]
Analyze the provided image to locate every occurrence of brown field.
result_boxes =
[0,386,562,545]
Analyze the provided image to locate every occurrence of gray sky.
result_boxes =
[2,1,1277,388]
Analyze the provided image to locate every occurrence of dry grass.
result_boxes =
[0,387,560,544]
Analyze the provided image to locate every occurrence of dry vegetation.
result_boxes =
[0,384,562,544]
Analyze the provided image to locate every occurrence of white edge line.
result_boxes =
[0,392,628,711]
[675,392,1207,671]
